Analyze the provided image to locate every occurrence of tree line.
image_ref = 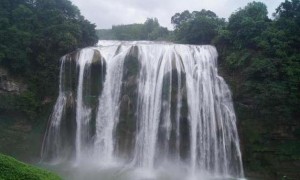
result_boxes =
[97,18,170,41]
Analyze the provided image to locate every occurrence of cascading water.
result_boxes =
[41,41,244,180]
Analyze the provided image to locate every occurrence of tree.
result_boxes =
[171,10,192,28]
[276,0,300,21]
[274,0,300,51]
[227,2,269,49]
[171,9,225,44]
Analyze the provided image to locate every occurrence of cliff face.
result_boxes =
[0,66,52,162]
[218,63,300,180]
[237,106,300,179]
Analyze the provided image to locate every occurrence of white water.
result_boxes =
[42,41,244,179]
[41,56,67,163]
[94,45,131,162]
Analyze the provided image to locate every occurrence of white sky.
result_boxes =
[70,0,283,29]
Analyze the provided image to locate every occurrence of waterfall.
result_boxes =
[42,41,244,179]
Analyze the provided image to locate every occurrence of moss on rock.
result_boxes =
[0,153,61,180]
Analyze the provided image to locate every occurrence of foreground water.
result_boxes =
[41,41,244,180]
[42,161,245,180]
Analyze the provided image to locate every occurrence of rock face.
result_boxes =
[0,67,27,94]
[0,67,49,163]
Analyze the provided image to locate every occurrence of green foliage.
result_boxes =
[171,9,225,44]
[0,153,61,180]
[0,0,98,98]
[227,2,269,49]
[17,91,40,119]
[213,1,300,121]
[96,18,170,41]
[0,91,39,121]
[0,0,98,121]
[112,23,146,40]
[96,29,117,40]
[171,10,192,28]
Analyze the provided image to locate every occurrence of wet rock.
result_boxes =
[0,67,27,94]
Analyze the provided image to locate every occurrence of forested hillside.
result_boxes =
[0,0,97,161]
[0,0,98,98]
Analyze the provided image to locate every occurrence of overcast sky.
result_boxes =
[70,0,283,30]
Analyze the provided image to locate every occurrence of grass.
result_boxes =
[0,153,61,180]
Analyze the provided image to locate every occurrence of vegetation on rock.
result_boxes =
[0,153,61,180]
